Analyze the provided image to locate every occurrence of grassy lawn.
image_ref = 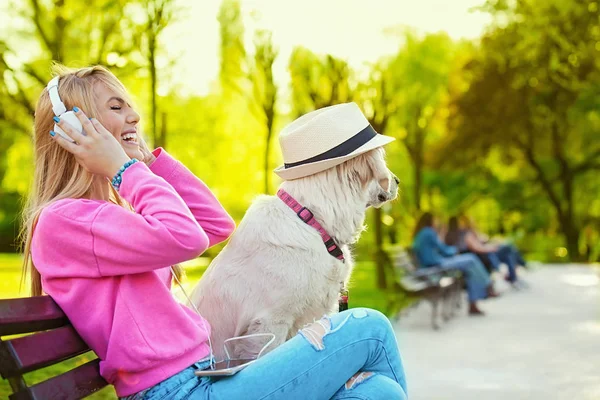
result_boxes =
[1,252,401,398]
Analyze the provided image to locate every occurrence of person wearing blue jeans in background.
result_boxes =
[458,216,525,286]
[490,243,529,288]
[413,212,494,316]
[476,243,518,282]
[512,245,527,267]
[496,242,527,268]
[445,216,516,278]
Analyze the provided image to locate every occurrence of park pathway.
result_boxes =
[394,265,600,400]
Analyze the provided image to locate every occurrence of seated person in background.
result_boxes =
[489,226,528,269]
[444,216,468,253]
[445,216,495,272]
[412,212,496,316]
[513,247,527,268]
[456,216,521,286]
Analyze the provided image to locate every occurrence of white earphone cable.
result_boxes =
[170,267,275,371]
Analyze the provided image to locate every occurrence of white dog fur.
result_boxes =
[189,147,398,360]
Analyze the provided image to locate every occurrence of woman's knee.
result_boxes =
[348,307,386,322]
[299,308,393,350]
[347,308,394,336]
[331,308,392,333]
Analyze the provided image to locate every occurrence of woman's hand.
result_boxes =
[51,107,131,179]
[138,135,157,167]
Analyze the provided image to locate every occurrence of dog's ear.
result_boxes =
[352,148,389,189]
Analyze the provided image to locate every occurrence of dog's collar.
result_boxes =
[277,189,345,263]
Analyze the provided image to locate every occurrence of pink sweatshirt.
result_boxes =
[31,149,236,397]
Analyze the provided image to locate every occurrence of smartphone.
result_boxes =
[194,358,256,377]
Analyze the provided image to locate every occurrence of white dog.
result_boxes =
[190,103,398,360]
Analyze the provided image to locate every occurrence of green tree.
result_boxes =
[250,30,278,193]
[355,61,402,289]
[140,0,178,149]
[289,47,352,116]
[0,0,174,251]
[443,0,600,260]
[388,31,455,211]
[0,0,156,155]
[218,0,247,96]
[217,0,279,193]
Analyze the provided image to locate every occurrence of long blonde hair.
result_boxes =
[20,64,182,296]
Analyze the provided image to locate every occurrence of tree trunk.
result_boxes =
[560,217,581,262]
[519,142,581,262]
[54,0,66,61]
[373,208,388,289]
[263,135,271,194]
[387,225,397,244]
[149,35,158,148]
[414,156,422,211]
[263,111,274,194]
[562,175,580,261]
[412,124,425,212]
[156,112,167,149]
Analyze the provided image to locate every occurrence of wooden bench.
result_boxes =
[385,246,464,330]
[0,296,109,400]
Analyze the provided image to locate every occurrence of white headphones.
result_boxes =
[47,76,83,142]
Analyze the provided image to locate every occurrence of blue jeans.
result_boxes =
[439,253,490,302]
[121,308,407,400]
[479,245,518,282]
[503,244,527,267]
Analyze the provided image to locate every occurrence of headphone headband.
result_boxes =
[46,76,67,116]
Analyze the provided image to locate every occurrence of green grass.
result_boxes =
[1,253,397,398]
[0,253,26,298]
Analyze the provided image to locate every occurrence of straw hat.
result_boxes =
[274,102,395,180]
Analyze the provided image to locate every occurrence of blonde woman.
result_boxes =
[21,65,407,400]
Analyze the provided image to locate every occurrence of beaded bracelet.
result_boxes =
[111,158,139,191]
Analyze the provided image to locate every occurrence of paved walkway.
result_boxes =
[394,265,600,400]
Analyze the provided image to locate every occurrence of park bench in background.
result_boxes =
[0,296,108,400]
[385,246,463,330]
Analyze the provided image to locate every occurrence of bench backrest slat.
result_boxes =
[1,296,109,399]
[0,297,68,336]
[9,359,108,400]
[387,246,417,274]
[1,325,90,377]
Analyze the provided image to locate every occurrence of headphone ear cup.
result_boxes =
[54,111,82,143]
